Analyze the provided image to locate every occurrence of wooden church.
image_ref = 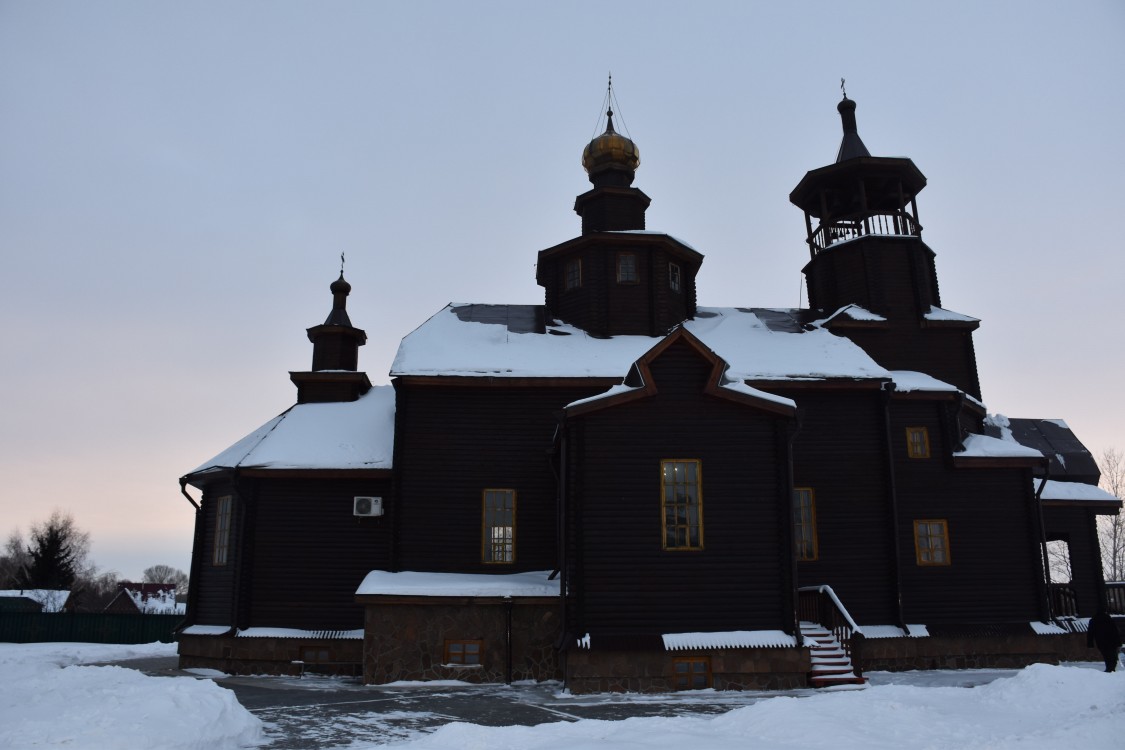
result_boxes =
[177,93,1120,691]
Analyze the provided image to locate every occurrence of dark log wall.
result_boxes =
[243,477,392,630]
[846,327,982,401]
[541,242,694,336]
[1043,506,1106,616]
[805,237,938,319]
[891,401,1044,623]
[192,484,239,626]
[393,381,601,573]
[781,388,899,624]
[567,341,791,637]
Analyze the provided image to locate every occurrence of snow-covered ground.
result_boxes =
[0,642,262,749]
[0,641,1121,749]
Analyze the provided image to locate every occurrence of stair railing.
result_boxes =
[798,585,864,668]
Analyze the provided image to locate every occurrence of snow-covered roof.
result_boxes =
[355,570,559,598]
[924,306,980,324]
[955,433,1043,460]
[237,628,363,639]
[889,370,960,393]
[120,587,184,615]
[186,385,395,477]
[392,304,892,382]
[662,630,797,650]
[1036,479,1119,504]
[0,589,69,612]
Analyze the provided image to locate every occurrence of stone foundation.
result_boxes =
[564,646,810,693]
[853,631,1101,673]
[178,633,363,676]
[359,596,561,685]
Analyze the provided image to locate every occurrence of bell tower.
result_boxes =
[789,94,981,399]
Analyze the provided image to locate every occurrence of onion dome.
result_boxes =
[324,271,354,327]
[835,95,871,163]
[582,109,640,177]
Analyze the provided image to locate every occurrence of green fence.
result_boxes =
[0,612,183,644]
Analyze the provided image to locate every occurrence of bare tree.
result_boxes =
[143,564,189,597]
[0,529,31,588]
[1098,447,1124,582]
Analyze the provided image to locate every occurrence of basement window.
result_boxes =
[673,656,712,690]
[444,640,482,666]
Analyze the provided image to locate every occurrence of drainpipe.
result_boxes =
[504,597,514,685]
[1033,468,1052,621]
[179,478,200,510]
[880,383,907,634]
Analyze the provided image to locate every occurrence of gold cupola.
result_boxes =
[582,108,640,180]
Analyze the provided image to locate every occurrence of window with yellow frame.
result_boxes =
[793,487,818,561]
[914,519,950,566]
[661,460,703,550]
[905,426,931,458]
[482,489,515,563]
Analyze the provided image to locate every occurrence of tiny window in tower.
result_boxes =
[565,258,582,291]
[669,262,682,293]
[617,253,638,283]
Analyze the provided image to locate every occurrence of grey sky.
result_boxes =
[2,1,1122,579]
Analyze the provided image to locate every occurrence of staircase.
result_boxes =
[801,621,866,688]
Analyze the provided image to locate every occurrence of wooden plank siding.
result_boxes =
[392,381,602,573]
[778,388,900,624]
[192,484,238,625]
[845,326,982,401]
[242,477,392,630]
[564,340,793,638]
[890,400,1045,623]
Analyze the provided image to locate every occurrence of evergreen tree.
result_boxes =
[23,522,77,590]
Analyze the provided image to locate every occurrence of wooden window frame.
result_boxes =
[565,258,582,291]
[668,262,682,293]
[672,656,712,690]
[794,487,819,561]
[443,639,483,666]
[482,489,516,564]
[914,519,951,566]
[905,426,931,458]
[661,459,704,550]
[617,252,639,284]
[212,495,232,566]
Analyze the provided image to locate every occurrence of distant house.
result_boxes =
[0,589,72,613]
[103,584,185,615]
[177,94,1121,691]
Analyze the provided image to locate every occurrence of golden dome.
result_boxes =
[582,110,640,175]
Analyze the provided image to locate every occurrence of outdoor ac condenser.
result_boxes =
[353,496,383,517]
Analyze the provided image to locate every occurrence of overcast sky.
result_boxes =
[2,1,1122,581]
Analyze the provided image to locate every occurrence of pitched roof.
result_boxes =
[185,385,395,481]
[984,416,1101,483]
[392,304,892,382]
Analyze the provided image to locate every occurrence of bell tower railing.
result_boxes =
[809,210,921,257]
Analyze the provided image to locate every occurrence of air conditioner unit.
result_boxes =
[353,496,383,517]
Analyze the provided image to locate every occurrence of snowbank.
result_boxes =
[0,642,262,750]
[385,664,1123,750]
